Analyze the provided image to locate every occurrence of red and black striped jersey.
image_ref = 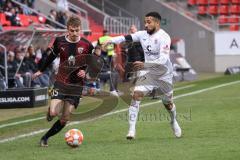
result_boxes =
[40,35,94,87]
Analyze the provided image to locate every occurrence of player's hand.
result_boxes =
[77,70,86,78]
[133,61,144,71]
[32,71,43,80]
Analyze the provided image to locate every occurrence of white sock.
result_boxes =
[128,100,140,132]
[167,104,177,123]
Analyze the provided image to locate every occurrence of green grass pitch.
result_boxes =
[0,74,240,160]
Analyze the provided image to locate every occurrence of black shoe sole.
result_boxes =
[126,136,134,140]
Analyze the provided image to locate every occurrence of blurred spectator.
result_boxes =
[0,50,7,90]
[15,48,32,87]
[94,46,121,96]
[26,0,35,8]
[121,25,144,81]
[5,8,22,26]
[3,1,14,13]
[24,45,49,87]
[0,72,6,91]
[22,5,32,15]
[0,51,25,88]
[57,11,68,26]
[15,0,35,8]
[36,47,52,87]
[126,25,144,62]
[25,45,38,73]
[98,30,115,64]
[45,9,58,27]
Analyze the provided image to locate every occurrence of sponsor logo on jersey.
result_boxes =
[78,47,84,54]
[146,45,152,52]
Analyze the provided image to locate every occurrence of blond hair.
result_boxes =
[67,16,82,28]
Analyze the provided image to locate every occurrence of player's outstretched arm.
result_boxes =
[102,35,127,46]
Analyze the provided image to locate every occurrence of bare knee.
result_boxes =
[49,107,60,117]
[49,100,64,116]
[163,101,174,110]
[132,91,144,101]
[60,116,69,125]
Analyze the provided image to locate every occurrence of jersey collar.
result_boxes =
[65,35,81,43]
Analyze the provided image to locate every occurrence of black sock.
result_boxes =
[42,120,65,140]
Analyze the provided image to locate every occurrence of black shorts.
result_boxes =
[50,87,81,109]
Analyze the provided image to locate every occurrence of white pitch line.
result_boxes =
[0,117,45,129]
[0,85,195,129]
[174,84,195,91]
[0,80,239,143]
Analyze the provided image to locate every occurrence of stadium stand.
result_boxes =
[179,0,239,31]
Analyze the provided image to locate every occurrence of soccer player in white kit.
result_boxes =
[103,12,182,139]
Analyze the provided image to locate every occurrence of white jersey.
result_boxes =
[111,29,173,81]
[131,29,172,79]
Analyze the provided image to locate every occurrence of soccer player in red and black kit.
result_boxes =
[32,16,95,147]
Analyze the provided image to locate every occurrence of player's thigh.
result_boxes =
[134,74,155,96]
[49,99,64,116]
[157,80,174,104]
[61,101,75,121]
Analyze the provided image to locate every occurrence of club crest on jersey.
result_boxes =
[78,47,84,54]
[68,55,75,66]
[154,39,158,44]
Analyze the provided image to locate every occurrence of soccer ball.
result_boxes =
[64,129,84,147]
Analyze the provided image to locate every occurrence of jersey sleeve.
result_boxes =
[130,31,144,42]
[39,38,59,72]
[110,31,143,44]
[88,43,94,54]
[110,35,126,44]
[159,35,171,55]
[51,37,60,56]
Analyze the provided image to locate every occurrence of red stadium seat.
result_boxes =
[228,15,239,23]
[219,5,229,15]
[0,13,11,26]
[197,0,208,5]
[187,0,197,6]
[229,24,239,30]
[220,0,229,4]
[218,15,228,24]
[197,6,207,15]
[208,5,218,15]
[28,15,39,23]
[18,14,30,27]
[231,0,240,4]
[209,0,219,5]
[229,5,240,15]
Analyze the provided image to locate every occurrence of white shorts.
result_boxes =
[134,73,173,103]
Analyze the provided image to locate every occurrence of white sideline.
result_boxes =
[0,84,195,129]
[0,117,45,129]
[174,84,195,91]
[0,80,239,143]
